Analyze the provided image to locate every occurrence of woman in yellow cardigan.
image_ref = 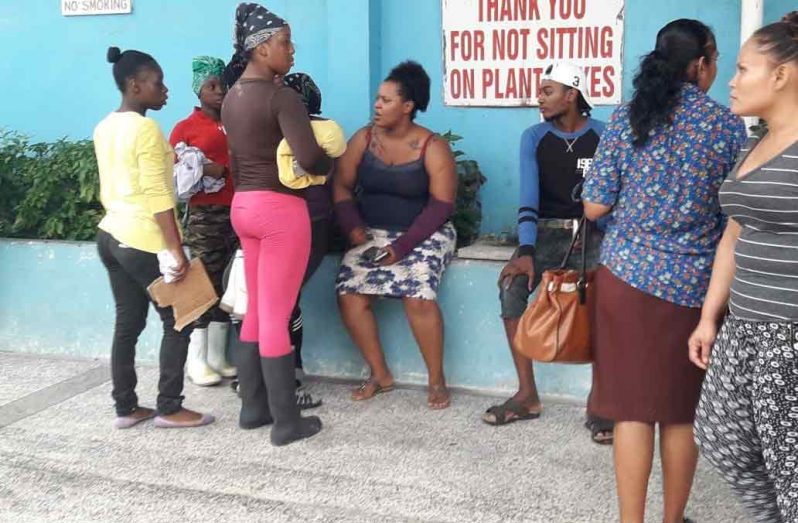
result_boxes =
[94,47,213,429]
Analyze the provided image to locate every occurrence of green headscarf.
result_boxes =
[192,56,225,96]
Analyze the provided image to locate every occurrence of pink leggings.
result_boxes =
[231,191,310,357]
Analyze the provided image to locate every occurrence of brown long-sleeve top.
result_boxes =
[221,78,332,196]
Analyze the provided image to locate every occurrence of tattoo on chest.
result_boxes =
[369,131,386,156]
[369,129,426,164]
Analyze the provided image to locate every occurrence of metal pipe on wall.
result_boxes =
[740,0,764,132]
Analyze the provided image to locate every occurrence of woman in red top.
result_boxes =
[169,56,237,387]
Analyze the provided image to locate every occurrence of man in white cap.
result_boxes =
[485,62,614,444]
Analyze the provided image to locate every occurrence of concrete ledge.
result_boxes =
[456,240,515,262]
[0,239,592,399]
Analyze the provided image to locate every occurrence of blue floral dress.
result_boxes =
[335,223,457,301]
[582,83,748,307]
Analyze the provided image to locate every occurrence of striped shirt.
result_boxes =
[720,137,798,321]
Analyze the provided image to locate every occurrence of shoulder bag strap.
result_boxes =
[577,216,589,304]
[557,217,585,269]
[556,217,590,304]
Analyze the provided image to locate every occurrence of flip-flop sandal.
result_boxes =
[351,380,395,401]
[482,399,541,426]
[427,385,451,410]
[585,417,614,445]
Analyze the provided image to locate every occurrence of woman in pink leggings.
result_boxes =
[221,3,332,446]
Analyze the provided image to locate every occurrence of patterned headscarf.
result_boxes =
[235,3,287,54]
[283,73,322,115]
[223,3,288,88]
[192,56,225,96]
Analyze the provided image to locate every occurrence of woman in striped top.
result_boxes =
[690,12,798,522]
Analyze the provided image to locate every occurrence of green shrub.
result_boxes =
[440,130,487,247]
[0,131,102,240]
[0,128,489,246]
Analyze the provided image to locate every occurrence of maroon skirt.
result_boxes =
[587,266,705,424]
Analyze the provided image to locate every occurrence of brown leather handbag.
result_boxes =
[513,217,594,363]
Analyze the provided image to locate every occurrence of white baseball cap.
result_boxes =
[542,62,594,109]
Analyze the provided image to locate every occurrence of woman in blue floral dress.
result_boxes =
[332,62,457,409]
[581,19,747,523]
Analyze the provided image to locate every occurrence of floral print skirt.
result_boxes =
[335,223,456,301]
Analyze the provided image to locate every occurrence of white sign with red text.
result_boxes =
[442,0,625,106]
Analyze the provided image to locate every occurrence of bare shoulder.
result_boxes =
[342,125,371,155]
[422,131,455,180]
[423,132,454,159]
[410,126,447,151]
[349,126,373,147]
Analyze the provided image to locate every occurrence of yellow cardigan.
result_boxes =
[94,112,177,253]
[276,119,346,189]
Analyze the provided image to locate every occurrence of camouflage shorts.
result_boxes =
[184,205,238,325]
[499,225,602,319]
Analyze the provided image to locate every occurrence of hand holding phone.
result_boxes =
[361,246,389,264]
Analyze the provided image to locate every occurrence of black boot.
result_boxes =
[233,326,272,429]
[260,353,322,446]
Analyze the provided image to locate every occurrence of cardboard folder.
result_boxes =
[147,258,218,331]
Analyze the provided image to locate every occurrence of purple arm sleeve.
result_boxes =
[334,199,367,237]
[389,197,455,260]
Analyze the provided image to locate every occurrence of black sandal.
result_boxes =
[482,399,541,426]
[351,379,395,401]
[585,416,614,445]
[297,385,322,410]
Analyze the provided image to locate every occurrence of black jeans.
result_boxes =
[96,229,191,416]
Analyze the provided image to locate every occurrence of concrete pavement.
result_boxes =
[0,351,746,522]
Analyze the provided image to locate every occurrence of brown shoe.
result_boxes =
[153,408,215,428]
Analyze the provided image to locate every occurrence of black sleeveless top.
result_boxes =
[356,132,433,231]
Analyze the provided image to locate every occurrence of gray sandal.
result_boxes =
[297,384,322,410]
[483,399,541,426]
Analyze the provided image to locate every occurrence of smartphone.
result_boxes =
[361,246,389,264]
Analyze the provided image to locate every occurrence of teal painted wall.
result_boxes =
[0,240,591,398]
[1,0,793,236]
[1,1,794,396]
